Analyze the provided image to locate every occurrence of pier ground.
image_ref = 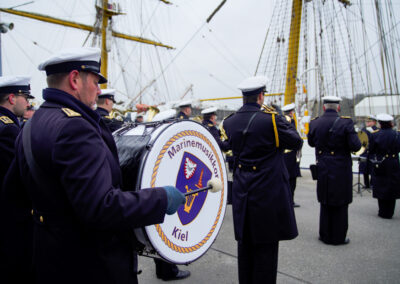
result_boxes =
[138,169,400,283]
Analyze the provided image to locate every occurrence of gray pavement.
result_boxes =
[138,170,400,283]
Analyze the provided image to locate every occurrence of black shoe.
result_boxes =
[318,237,331,245]
[161,270,191,281]
[333,238,350,245]
[293,203,300,208]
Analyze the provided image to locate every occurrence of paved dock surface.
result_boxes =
[138,170,400,283]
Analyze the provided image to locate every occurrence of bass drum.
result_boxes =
[114,119,228,264]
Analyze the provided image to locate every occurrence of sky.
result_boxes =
[0,0,273,110]
[0,0,399,113]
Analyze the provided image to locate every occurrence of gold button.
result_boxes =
[31,210,34,216]
[238,164,242,168]
[331,151,334,155]
[253,166,257,170]
[319,151,322,154]
[386,154,389,158]
[393,155,396,158]
[376,165,379,168]
[39,216,44,223]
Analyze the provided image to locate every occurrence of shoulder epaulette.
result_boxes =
[104,115,113,119]
[223,113,235,120]
[341,116,351,119]
[179,115,184,119]
[62,108,81,117]
[208,123,213,127]
[311,116,319,121]
[0,116,14,124]
[372,129,380,133]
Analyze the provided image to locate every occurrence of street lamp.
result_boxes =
[0,21,14,76]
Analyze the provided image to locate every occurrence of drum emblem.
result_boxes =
[177,152,212,225]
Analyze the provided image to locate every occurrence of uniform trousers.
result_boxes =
[319,204,348,245]
[378,199,396,219]
[289,178,297,203]
[363,173,370,188]
[154,259,179,279]
[237,220,279,284]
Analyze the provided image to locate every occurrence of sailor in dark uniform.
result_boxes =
[222,76,302,283]
[1,47,185,284]
[176,100,192,119]
[95,88,123,132]
[153,100,192,282]
[0,76,33,283]
[20,104,36,127]
[201,107,229,152]
[308,96,361,245]
[369,113,400,219]
[359,115,378,189]
[282,103,302,207]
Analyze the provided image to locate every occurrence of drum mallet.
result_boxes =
[184,178,222,196]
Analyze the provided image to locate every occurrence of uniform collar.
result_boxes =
[42,88,101,127]
[0,105,20,126]
[323,109,339,117]
[239,103,261,112]
[202,119,213,126]
[95,107,109,116]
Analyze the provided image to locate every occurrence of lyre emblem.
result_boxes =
[184,169,204,213]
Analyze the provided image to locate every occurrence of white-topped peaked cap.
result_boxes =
[38,47,107,84]
[0,75,34,98]
[237,75,268,95]
[367,114,377,121]
[376,113,393,122]
[282,103,296,112]
[153,109,176,121]
[322,96,342,103]
[98,88,116,102]
[201,106,218,115]
[178,100,192,107]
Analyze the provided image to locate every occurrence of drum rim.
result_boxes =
[140,120,227,263]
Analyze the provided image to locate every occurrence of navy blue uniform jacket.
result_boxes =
[95,106,123,133]
[283,119,301,179]
[2,88,168,284]
[176,111,188,120]
[202,119,230,152]
[308,109,361,206]
[223,104,302,243]
[0,106,20,187]
[369,128,400,200]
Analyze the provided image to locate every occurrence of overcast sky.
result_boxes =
[1,0,399,112]
[0,0,274,110]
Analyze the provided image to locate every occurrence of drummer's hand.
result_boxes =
[163,186,186,215]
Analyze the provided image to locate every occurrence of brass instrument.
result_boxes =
[146,106,160,122]
[262,104,277,113]
[353,130,369,156]
[192,115,203,123]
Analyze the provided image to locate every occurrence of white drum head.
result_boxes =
[140,120,227,264]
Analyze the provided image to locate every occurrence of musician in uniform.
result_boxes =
[369,113,400,219]
[308,96,361,245]
[201,106,229,151]
[1,47,186,284]
[0,76,33,283]
[282,103,302,207]
[95,88,123,132]
[222,76,301,283]
[176,100,192,119]
[153,101,193,281]
[359,115,378,189]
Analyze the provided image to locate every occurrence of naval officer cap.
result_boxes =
[367,114,377,121]
[98,88,116,103]
[178,100,192,108]
[376,113,393,122]
[237,76,268,96]
[282,103,296,113]
[322,96,342,104]
[0,76,34,98]
[201,106,218,115]
[38,47,107,84]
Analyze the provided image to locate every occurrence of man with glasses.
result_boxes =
[0,75,33,283]
[0,76,33,186]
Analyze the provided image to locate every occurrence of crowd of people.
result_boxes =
[0,46,399,284]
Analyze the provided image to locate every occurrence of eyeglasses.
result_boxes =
[14,93,30,101]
